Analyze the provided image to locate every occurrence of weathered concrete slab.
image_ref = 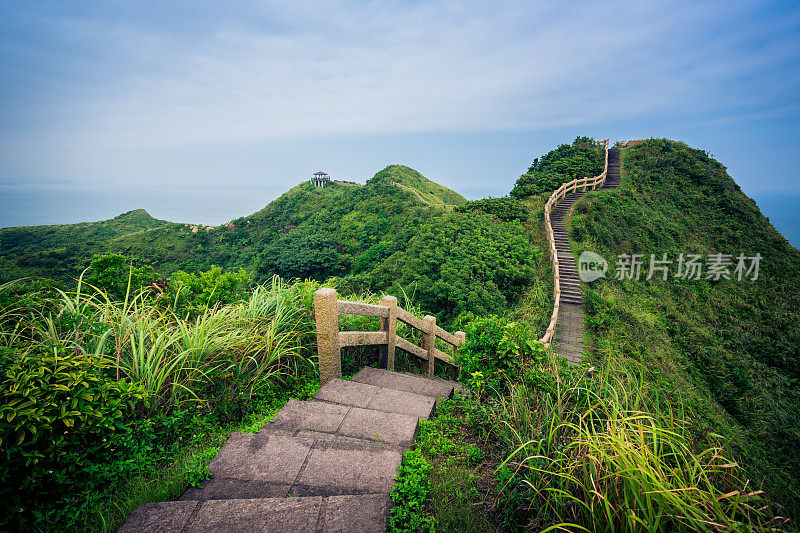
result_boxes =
[265,398,419,446]
[352,367,456,398]
[320,494,391,533]
[118,500,198,532]
[313,378,436,419]
[189,496,323,532]
[258,424,407,449]
[366,386,436,419]
[208,432,312,484]
[271,399,349,434]
[180,477,290,501]
[290,437,402,496]
[312,379,379,409]
[336,406,418,445]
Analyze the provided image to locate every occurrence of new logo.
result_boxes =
[578,251,608,282]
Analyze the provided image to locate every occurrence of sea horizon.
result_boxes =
[1,185,798,250]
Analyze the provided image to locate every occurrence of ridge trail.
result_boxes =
[549,147,620,364]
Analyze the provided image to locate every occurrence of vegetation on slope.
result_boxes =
[387,138,796,531]
[0,168,537,330]
[567,139,800,515]
[369,164,468,206]
[0,274,323,531]
[510,136,604,198]
[0,210,169,280]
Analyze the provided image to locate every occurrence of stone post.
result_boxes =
[314,288,341,385]
[453,331,466,379]
[421,315,436,378]
[378,295,398,370]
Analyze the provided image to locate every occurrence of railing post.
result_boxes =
[314,288,341,385]
[421,315,436,377]
[379,295,397,370]
[453,331,466,380]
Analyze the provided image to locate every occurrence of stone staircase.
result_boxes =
[119,367,462,532]
[550,147,621,364]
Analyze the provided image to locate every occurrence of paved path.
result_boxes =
[119,367,462,532]
[550,147,620,364]
[390,182,455,208]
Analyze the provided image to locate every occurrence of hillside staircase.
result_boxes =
[119,367,462,532]
[548,147,620,364]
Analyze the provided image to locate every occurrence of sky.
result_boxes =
[1,0,799,235]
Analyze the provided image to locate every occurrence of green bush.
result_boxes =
[169,265,251,317]
[454,197,531,223]
[454,315,546,399]
[85,252,159,300]
[511,136,604,198]
[0,346,146,522]
[389,449,434,532]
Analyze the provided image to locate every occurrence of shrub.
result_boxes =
[0,346,146,522]
[169,265,251,317]
[455,315,547,399]
[85,253,159,301]
[389,449,434,532]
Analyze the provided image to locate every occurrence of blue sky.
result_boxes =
[1,0,799,229]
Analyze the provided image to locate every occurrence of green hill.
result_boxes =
[368,164,468,206]
[0,168,470,287]
[563,140,800,513]
[0,209,169,280]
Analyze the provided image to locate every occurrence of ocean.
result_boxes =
[1,186,798,250]
[750,192,800,250]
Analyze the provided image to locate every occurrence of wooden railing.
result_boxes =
[539,139,609,347]
[313,288,465,385]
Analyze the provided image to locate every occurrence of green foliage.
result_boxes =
[258,228,342,281]
[455,315,547,399]
[569,139,800,514]
[0,209,168,279]
[511,136,604,198]
[390,449,435,533]
[390,398,494,533]
[454,197,531,223]
[169,265,251,317]
[489,356,787,531]
[85,252,159,300]
[0,276,321,530]
[369,164,467,206]
[0,347,146,524]
[365,212,539,326]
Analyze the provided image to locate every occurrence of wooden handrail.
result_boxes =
[314,288,465,384]
[539,139,609,347]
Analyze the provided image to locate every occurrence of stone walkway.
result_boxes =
[550,147,620,364]
[119,367,462,532]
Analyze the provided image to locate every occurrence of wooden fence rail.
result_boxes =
[314,288,465,385]
[539,139,609,347]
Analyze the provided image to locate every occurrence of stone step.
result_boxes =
[120,494,390,532]
[267,398,420,446]
[312,378,437,419]
[181,431,402,501]
[351,366,460,399]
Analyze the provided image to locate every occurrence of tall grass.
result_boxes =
[4,274,314,410]
[493,355,790,531]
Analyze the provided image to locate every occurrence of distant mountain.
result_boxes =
[0,168,467,281]
[368,165,468,206]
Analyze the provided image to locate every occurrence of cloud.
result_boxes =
[1,0,799,152]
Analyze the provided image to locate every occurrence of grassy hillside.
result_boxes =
[568,139,800,514]
[511,136,605,198]
[0,167,466,281]
[0,209,168,280]
[368,164,468,206]
[0,168,535,328]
